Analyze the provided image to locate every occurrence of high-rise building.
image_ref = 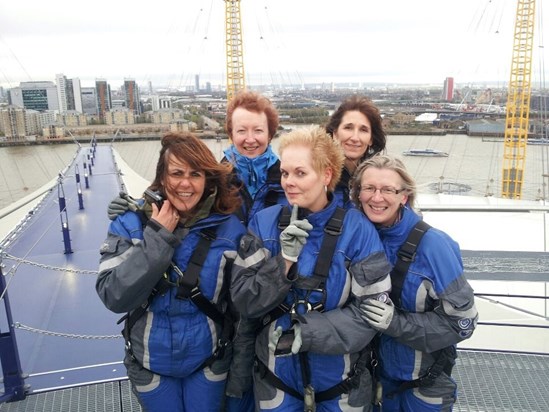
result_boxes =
[56,74,83,113]
[95,79,112,118]
[442,77,454,102]
[124,79,141,115]
[56,74,68,112]
[71,78,83,113]
[8,81,59,112]
[195,74,200,93]
[81,87,98,115]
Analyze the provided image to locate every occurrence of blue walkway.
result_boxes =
[0,142,127,394]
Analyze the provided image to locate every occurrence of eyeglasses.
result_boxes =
[360,185,406,196]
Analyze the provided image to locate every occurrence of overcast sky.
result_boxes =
[0,0,546,90]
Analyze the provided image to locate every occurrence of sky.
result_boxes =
[0,0,547,91]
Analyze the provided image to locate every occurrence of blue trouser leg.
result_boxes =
[134,369,226,412]
[225,389,255,412]
[374,375,456,412]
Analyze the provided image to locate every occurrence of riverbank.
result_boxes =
[0,128,467,147]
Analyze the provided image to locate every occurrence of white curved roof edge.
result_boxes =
[111,147,150,197]
[418,193,548,252]
[417,193,549,212]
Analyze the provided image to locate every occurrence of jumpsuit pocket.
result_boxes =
[99,237,120,256]
[416,372,457,409]
[208,341,233,378]
[124,352,161,392]
[347,361,373,408]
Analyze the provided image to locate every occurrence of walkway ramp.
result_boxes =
[0,142,127,395]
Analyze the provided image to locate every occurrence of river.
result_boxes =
[1,133,548,210]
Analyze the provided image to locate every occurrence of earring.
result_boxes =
[367,146,374,155]
[324,185,327,192]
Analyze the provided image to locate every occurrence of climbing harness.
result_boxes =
[118,226,234,371]
[389,219,431,307]
[383,219,457,399]
[257,205,373,408]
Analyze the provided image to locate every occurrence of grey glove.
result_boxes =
[360,298,395,332]
[279,204,313,262]
[107,192,140,220]
[268,324,302,355]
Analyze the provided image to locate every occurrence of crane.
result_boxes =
[501,0,536,199]
[224,0,246,102]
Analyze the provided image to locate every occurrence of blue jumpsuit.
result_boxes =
[231,199,392,411]
[97,208,246,412]
[374,206,478,412]
[223,144,288,412]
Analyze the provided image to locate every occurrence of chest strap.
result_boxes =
[389,219,431,308]
[259,207,346,329]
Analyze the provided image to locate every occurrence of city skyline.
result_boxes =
[1,0,547,90]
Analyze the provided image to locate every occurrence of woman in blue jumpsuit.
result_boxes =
[230,125,392,411]
[222,90,288,224]
[325,95,387,209]
[350,154,478,411]
[96,132,246,412]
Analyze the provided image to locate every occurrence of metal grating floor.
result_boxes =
[453,350,549,412]
[0,381,142,412]
[1,350,549,411]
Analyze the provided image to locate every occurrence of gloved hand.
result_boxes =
[107,192,140,220]
[279,204,313,262]
[360,298,395,332]
[269,324,302,355]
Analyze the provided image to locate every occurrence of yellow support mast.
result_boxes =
[224,0,246,102]
[501,0,536,199]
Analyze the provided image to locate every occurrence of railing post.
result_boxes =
[57,179,73,254]
[0,259,29,402]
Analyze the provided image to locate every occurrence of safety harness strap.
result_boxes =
[119,226,233,366]
[254,346,372,404]
[260,206,347,328]
[384,218,457,398]
[263,163,283,208]
[387,345,457,397]
[389,219,431,307]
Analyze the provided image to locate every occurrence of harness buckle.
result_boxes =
[397,249,415,262]
[324,225,342,236]
[291,299,312,315]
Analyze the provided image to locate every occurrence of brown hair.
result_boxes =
[149,132,241,215]
[278,125,344,192]
[350,154,417,209]
[325,95,386,160]
[225,90,279,140]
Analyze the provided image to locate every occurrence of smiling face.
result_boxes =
[161,153,206,214]
[358,167,408,227]
[230,107,270,158]
[333,110,372,162]
[280,144,331,212]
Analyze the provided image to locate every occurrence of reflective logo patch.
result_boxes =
[458,318,472,329]
[459,329,473,339]
[377,293,389,303]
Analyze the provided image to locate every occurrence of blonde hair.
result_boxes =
[278,125,344,192]
[350,154,417,209]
